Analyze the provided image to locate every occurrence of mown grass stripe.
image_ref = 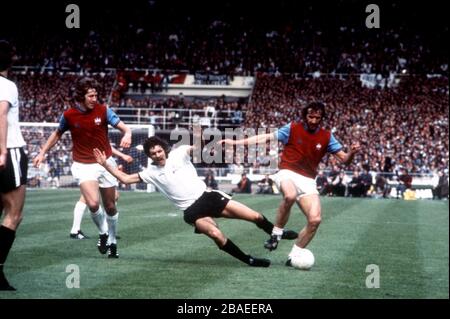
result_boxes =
[1,191,447,299]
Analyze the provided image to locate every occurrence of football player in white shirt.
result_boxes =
[0,40,27,291]
[93,136,298,267]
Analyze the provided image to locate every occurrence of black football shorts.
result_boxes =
[183,190,232,226]
[0,147,28,193]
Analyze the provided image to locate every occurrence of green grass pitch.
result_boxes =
[1,189,448,299]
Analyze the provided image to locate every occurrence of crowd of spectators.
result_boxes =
[15,70,448,183]
[13,71,115,123]
[3,1,447,76]
[245,73,448,176]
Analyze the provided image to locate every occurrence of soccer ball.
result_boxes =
[290,248,315,270]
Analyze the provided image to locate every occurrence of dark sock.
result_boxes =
[0,226,16,264]
[256,215,274,235]
[219,239,251,265]
[0,265,15,290]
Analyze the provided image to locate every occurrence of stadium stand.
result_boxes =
[1,0,447,199]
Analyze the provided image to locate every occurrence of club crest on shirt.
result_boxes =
[94,117,102,125]
[316,143,322,150]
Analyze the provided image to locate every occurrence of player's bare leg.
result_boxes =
[100,186,119,258]
[221,200,296,237]
[285,194,321,266]
[194,217,270,267]
[70,190,120,240]
[80,181,102,213]
[296,194,322,248]
[100,186,117,216]
[275,180,297,227]
[221,200,266,224]
[194,217,226,246]
[0,186,25,230]
[0,185,26,290]
[264,180,299,251]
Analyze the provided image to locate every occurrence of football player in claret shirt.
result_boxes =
[220,102,361,266]
[33,77,132,258]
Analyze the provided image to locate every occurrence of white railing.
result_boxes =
[111,107,246,128]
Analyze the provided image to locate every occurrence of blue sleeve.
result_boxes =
[107,108,121,127]
[276,123,291,145]
[328,133,343,153]
[57,115,69,133]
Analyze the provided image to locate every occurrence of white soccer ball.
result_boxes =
[290,248,315,270]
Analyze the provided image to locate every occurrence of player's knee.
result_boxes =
[103,204,117,215]
[254,213,265,223]
[206,228,223,241]
[3,211,23,228]
[87,203,100,213]
[308,216,322,229]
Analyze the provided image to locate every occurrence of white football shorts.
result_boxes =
[71,157,118,188]
[270,169,319,198]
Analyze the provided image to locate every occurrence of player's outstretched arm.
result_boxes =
[333,142,361,165]
[116,121,132,148]
[93,148,140,184]
[111,146,133,163]
[32,130,63,168]
[218,133,274,146]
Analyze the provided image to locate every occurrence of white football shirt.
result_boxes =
[138,145,207,210]
[0,76,26,148]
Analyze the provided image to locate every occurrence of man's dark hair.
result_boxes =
[301,101,326,121]
[143,136,171,157]
[73,77,99,102]
[0,40,14,71]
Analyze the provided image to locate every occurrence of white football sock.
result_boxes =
[115,211,119,236]
[272,226,283,239]
[106,213,118,245]
[90,206,108,234]
[70,201,87,234]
